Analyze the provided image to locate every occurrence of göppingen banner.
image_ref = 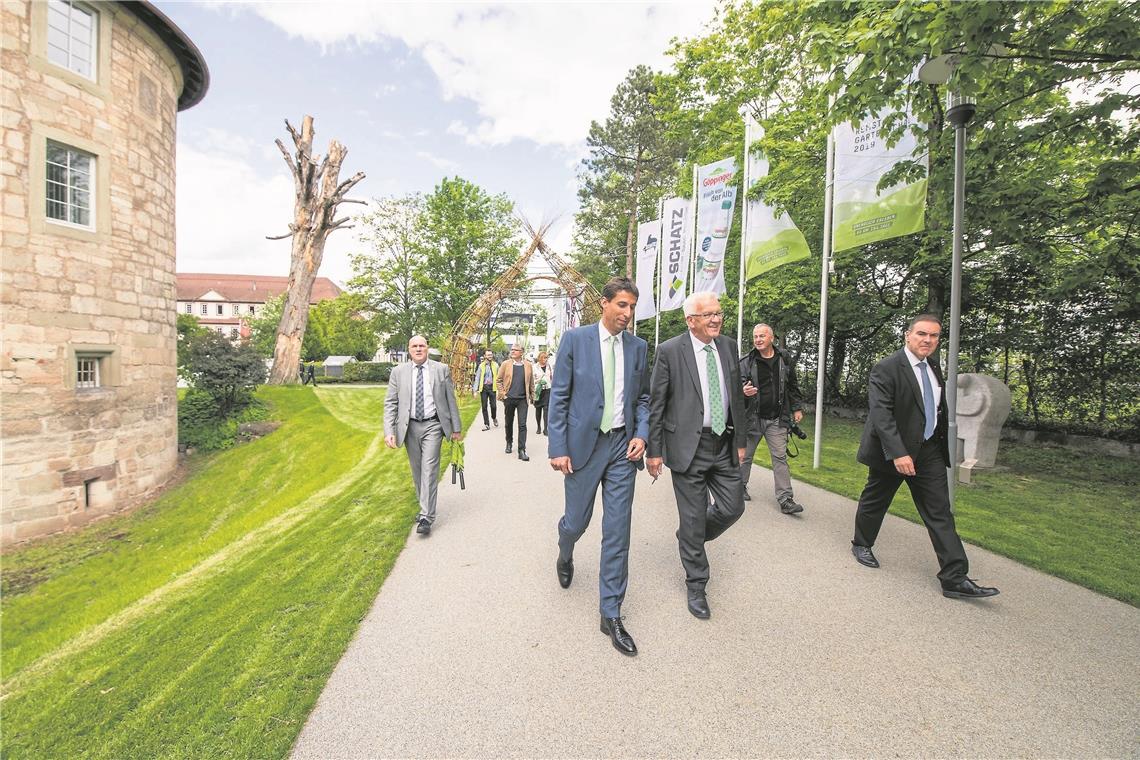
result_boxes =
[634,219,660,321]
[658,197,692,312]
[691,158,737,295]
[831,113,927,252]
[744,127,811,280]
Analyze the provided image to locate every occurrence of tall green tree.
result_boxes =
[305,293,380,361]
[574,65,684,286]
[350,194,428,350]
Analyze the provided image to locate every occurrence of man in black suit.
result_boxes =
[647,291,748,619]
[851,313,999,600]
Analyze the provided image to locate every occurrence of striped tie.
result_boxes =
[415,365,425,420]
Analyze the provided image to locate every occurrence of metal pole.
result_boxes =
[738,115,751,354]
[812,128,836,469]
[655,197,663,348]
[946,117,967,505]
[690,163,698,292]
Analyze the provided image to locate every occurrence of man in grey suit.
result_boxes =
[851,314,999,599]
[647,291,748,620]
[548,277,650,656]
[384,335,462,537]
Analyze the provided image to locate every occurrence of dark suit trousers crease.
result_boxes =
[670,430,745,593]
[503,397,528,450]
[557,428,636,617]
[853,438,969,583]
[479,387,497,426]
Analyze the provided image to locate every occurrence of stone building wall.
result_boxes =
[1,2,192,544]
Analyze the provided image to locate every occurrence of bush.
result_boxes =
[341,362,393,383]
[187,332,268,417]
[178,390,271,451]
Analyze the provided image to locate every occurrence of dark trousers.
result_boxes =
[534,389,549,432]
[853,438,969,583]
[479,387,497,426]
[669,430,745,593]
[503,397,528,451]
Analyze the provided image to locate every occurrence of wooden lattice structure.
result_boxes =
[444,219,600,393]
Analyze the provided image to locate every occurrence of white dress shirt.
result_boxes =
[903,347,941,412]
[689,332,728,428]
[411,360,437,418]
[599,322,626,429]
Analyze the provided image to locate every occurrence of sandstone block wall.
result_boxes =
[1,2,187,544]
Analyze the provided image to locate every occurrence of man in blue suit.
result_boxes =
[548,276,651,656]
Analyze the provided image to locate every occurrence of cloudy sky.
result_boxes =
[162,1,718,286]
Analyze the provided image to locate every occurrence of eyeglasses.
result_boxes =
[689,311,724,320]
[912,330,942,340]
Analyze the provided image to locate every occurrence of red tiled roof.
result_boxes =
[176,273,342,304]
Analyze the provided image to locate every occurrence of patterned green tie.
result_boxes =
[601,335,616,433]
[705,344,725,435]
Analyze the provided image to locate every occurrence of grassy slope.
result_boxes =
[1,386,476,759]
[761,415,1140,606]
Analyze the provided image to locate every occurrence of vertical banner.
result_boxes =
[691,158,738,294]
[634,219,661,321]
[831,112,927,252]
[658,197,692,312]
[744,124,812,280]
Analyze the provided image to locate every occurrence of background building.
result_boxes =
[1,1,208,544]
[176,273,342,340]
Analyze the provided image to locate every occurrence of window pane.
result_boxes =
[200,304,207,315]
[71,187,89,209]
[185,304,192,314]
[46,142,68,165]
[46,180,67,202]
[72,205,90,226]
[71,5,93,30]
[46,199,66,220]
[47,26,70,52]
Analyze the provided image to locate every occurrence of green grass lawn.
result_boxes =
[758,415,1140,606]
[1,386,476,759]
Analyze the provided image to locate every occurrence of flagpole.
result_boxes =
[690,163,698,292]
[812,127,836,469]
[654,197,663,348]
[737,114,751,355]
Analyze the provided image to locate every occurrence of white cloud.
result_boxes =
[229,1,717,148]
[415,150,459,172]
[176,139,362,286]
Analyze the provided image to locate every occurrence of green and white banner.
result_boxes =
[634,219,660,321]
[658,197,691,312]
[744,125,811,280]
[831,113,927,252]
[692,158,737,295]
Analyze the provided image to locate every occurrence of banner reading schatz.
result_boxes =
[658,197,692,312]
[692,158,737,295]
[634,219,660,321]
[831,113,927,252]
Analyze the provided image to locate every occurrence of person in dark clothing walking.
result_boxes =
[739,323,805,514]
[496,344,534,461]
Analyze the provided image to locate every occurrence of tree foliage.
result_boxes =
[185,331,267,418]
[604,0,1139,436]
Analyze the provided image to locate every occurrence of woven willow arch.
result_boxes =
[444,219,600,393]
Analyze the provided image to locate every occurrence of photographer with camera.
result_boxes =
[739,323,806,515]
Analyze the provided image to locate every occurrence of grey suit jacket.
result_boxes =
[856,348,950,471]
[384,359,461,447]
[648,332,747,472]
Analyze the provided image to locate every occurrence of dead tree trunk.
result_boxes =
[266,115,365,384]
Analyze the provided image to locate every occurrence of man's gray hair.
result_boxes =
[683,291,719,317]
[753,323,774,335]
[511,343,523,351]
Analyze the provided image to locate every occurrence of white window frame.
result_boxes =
[216,304,224,316]
[232,303,241,315]
[45,140,94,230]
[46,0,98,81]
[200,304,207,315]
[248,305,256,315]
[75,354,101,389]
[185,303,192,314]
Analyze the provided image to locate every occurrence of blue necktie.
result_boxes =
[917,361,936,440]
[415,365,425,420]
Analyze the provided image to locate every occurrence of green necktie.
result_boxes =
[705,344,725,435]
[601,335,616,433]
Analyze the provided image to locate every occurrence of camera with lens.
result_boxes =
[788,422,807,440]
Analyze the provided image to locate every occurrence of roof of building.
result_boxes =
[323,356,358,366]
[122,2,210,110]
[176,274,343,304]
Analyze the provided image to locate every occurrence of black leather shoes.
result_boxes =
[493,419,499,427]
[742,489,751,502]
[518,450,530,461]
[851,544,879,568]
[556,557,573,588]
[942,578,1000,599]
[415,518,431,536]
[505,443,512,454]
[600,615,637,656]
[687,592,710,619]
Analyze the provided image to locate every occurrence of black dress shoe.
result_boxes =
[600,616,637,656]
[851,544,879,568]
[518,450,530,461]
[415,519,431,536]
[942,578,1000,599]
[493,419,499,427]
[556,557,573,588]
[505,443,512,454]
[742,489,751,501]
[687,592,710,619]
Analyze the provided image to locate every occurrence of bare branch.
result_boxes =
[266,231,295,240]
